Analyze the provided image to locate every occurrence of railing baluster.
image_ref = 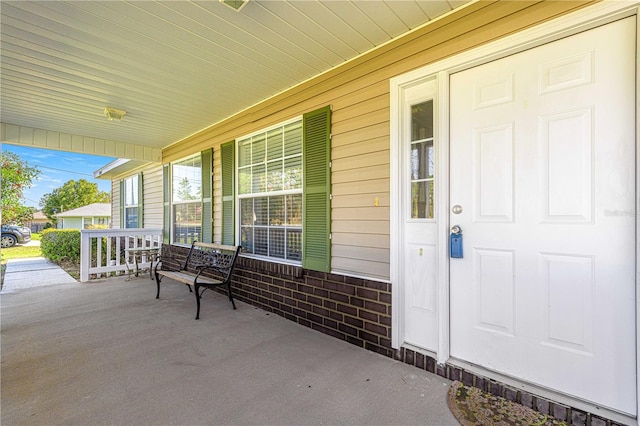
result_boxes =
[80,228,163,282]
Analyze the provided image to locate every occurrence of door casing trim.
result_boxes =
[390,1,639,420]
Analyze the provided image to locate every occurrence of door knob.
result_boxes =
[451,225,462,234]
[452,205,463,214]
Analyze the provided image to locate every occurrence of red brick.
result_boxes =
[306,269,325,279]
[357,287,379,301]
[345,276,365,286]
[312,306,330,317]
[305,276,324,287]
[326,273,345,283]
[298,284,314,294]
[364,280,388,291]
[359,310,378,322]
[329,311,343,321]
[307,313,323,324]
[297,301,311,311]
[339,323,358,337]
[344,315,363,328]
[324,300,337,310]
[337,303,357,316]
[364,322,388,337]
[313,288,329,298]
[346,336,363,347]
[379,337,392,349]
[307,296,323,306]
[350,297,364,308]
[298,318,311,328]
[405,349,415,365]
[359,330,379,344]
[364,300,386,314]
[329,292,349,303]
[321,318,336,329]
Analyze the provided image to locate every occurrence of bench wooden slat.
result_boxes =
[192,241,238,252]
[156,270,223,286]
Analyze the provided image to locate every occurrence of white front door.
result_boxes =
[401,77,439,352]
[449,18,636,414]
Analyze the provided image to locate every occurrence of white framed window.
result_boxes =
[237,118,303,262]
[172,155,202,244]
[123,175,140,228]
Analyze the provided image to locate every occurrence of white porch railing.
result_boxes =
[80,228,163,282]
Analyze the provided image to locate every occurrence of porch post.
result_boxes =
[80,230,90,282]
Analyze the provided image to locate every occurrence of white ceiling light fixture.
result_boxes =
[104,107,127,121]
[220,0,248,12]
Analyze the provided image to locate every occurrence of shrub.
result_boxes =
[41,229,81,264]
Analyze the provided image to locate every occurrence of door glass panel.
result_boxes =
[411,181,433,219]
[411,141,434,179]
[410,100,435,218]
[412,100,433,140]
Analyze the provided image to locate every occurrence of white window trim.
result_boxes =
[235,116,304,264]
[170,154,203,245]
[123,175,140,229]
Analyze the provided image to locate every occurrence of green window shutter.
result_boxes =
[162,164,171,243]
[221,141,235,245]
[303,105,331,272]
[201,148,213,243]
[119,179,125,228]
[137,172,144,228]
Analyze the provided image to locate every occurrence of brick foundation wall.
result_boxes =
[165,245,627,426]
[234,256,394,358]
[394,347,624,426]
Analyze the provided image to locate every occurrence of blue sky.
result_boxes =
[1,144,114,209]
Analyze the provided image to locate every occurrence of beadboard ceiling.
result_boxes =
[1,0,470,155]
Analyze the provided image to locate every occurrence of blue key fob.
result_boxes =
[450,232,463,258]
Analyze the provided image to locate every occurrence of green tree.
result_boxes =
[40,179,110,223]
[1,151,40,225]
[175,177,199,201]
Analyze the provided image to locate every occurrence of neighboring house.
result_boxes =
[24,210,50,233]
[55,203,111,230]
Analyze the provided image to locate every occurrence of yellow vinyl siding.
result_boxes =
[332,220,390,235]
[332,178,390,197]
[142,165,163,228]
[331,193,390,209]
[332,233,389,250]
[109,163,163,229]
[332,258,390,279]
[111,180,120,228]
[162,1,593,280]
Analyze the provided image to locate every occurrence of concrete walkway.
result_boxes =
[1,256,77,293]
[1,272,458,425]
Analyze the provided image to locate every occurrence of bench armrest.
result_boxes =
[154,254,185,272]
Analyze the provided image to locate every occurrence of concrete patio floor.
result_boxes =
[1,274,457,425]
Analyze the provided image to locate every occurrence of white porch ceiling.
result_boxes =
[1,0,470,157]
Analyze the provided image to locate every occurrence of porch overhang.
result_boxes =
[0,123,161,162]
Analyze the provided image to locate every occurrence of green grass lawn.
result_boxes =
[1,233,42,261]
[1,244,42,260]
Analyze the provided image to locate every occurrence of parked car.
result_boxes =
[1,225,32,248]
